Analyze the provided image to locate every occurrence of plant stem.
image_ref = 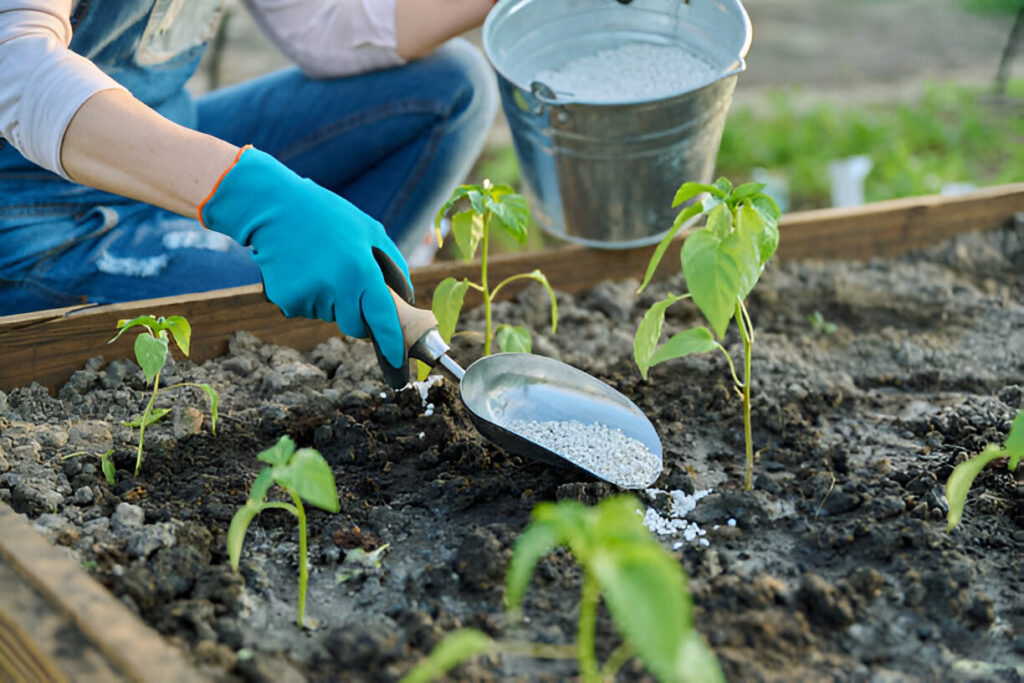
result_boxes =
[578,571,600,683]
[135,371,160,475]
[599,642,636,680]
[481,216,493,355]
[735,301,754,491]
[290,490,308,628]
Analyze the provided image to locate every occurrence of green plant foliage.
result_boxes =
[110,315,218,476]
[506,496,721,683]
[807,311,838,336]
[410,496,720,681]
[400,629,495,683]
[946,409,1023,531]
[717,81,1024,209]
[634,178,781,490]
[431,180,557,358]
[495,324,532,353]
[228,435,340,627]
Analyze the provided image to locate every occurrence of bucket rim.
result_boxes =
[483,0,752,108]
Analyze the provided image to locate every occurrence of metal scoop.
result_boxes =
[390,293,663,489]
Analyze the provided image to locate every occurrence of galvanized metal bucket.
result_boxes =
[483,0,752,248]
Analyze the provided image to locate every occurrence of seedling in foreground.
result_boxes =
[634,178,780,491]
[945,408,1022,532]
[110,315,218,475]
[425,180,557,378]
[402,496,722,683]
[227,435,340,627]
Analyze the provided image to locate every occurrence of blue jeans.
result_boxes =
[0,38,497,315]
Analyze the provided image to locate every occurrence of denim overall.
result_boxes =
[0,0,497,314]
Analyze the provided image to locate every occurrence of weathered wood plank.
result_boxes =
[0,504,203,683]
[1,183,1021,393]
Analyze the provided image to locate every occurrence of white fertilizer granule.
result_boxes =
[534,42,719,103]
[643,488,712,543]
[504,418,661,489]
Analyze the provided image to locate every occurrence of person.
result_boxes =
[0,0,500,381]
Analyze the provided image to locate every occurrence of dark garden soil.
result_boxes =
[2,220,1022,682]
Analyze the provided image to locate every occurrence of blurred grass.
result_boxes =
[716,80,1024,210]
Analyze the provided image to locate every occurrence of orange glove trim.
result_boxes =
[197,144,253,228]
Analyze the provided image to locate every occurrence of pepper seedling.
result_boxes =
[227,435,340,628]
[423,180,557,379]
[401,495,722,683]
[110,315,218,476]
[634,178,781,490]
[61,449,116,486]
[945,408,1022,532]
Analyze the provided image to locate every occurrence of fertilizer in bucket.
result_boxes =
[535,43,720,104]
[484,0,752,248]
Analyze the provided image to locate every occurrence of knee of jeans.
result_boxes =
[432,38,499,128]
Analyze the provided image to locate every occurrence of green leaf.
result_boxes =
[274,447,340,513]
[434,185,476,227]
[505,520,561,610]
[486,192,530,245]
[249,467,274,504]
[121,407,171,428]
[730,182,766,202]
[648,327,719,371]
[496,325,532,353]
[100,450,116,486]
[134,332,169,384]
[195,384,219,435]
[258,435,295,467]
[681,229,749,338]
[637,203,703,294]
[432,277,470,343]
[945,444,1005,531]
[751,194,782,227]
[1004,410,1023,470]
[227,502,263,572]
[634,295,683,379]
[466,189,486,216]
[592,543,691,683]
[705,202,732,240]
[399,629,494,683]
[451,210,484,261]
[162,316,192,356]
[712,177,733,196]
[109,315,160,344]
[416,360,432,382]
[738,203,779,267]
[676,631,726,683]
[672,182,722,208]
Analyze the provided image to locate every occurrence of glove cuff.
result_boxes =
[198,145,298,245]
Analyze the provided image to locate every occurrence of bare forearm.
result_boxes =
[60,89,238,218]
[394,0,494,60]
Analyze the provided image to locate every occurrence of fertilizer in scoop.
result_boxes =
[534,42,719,103]
[505,418,661,489]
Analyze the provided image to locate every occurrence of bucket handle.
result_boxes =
[530,81,566,111]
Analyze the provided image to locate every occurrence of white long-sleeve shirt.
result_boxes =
[0,0,403,179]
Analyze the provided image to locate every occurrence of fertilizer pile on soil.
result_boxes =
[503,418,661,489]
[534,42,719,102]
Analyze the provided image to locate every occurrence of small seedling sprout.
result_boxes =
[422,180,557,379]
[61,449,116,485]
[227,435,340,627]
[945,408,1022,531]
[402,496,722,683]
[634,178,781,490]
[110,315,218,475]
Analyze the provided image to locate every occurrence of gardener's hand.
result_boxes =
[199,146,413,380]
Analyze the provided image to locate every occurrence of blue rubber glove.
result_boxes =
[200,146,413,383]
